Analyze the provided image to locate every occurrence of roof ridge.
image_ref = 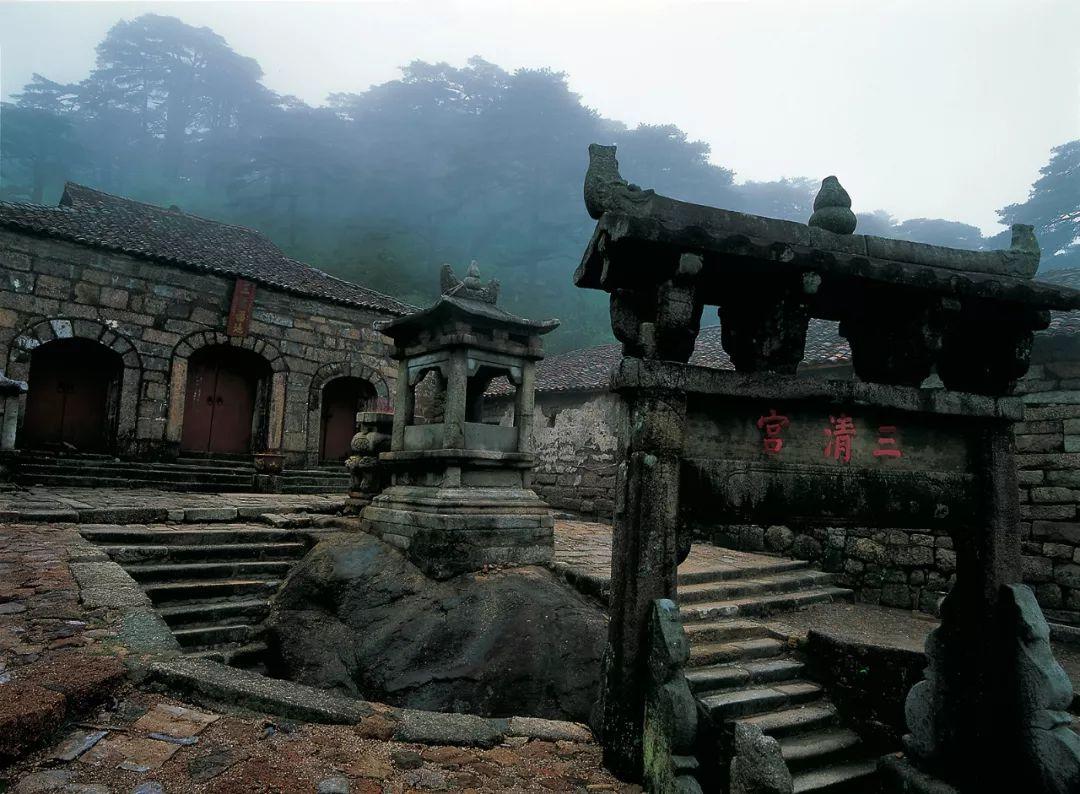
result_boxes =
[62,182,281,242]
[283,257,417,312]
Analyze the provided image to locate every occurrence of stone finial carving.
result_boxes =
[1002,584,1080,794]
[808,176,857,235]
[1011,224,1042,266]
[584,144,656,220]
[440,261,500,304]
[643,599,702,794]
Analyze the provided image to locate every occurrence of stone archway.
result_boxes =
[166,331,287,457]
[3,318,141,453]
[305,360,389,466]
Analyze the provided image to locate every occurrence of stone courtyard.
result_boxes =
[3,484,1077,792]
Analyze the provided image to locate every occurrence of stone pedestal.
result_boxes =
[363,478,553,578]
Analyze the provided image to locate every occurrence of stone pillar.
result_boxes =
[600,384,686,779]
[391,358,413,452]
[443,350,467,449]
[267,370,287,451]
[515,361,536,454]
[1,395,19,450]
[904,422,1027,789]
[165,357,188,444]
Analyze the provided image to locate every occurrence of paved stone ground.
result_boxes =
[0,506,637,792]
[554,519,794,588]
[8,689,630,792]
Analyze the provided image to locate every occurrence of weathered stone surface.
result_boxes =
[268,532,606,722]
[642,600,701,794]
[729,723,792,794]
[1000,584,1080,794]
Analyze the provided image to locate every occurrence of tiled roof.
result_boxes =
[0,183,414,316]
[1037,269,1080,337]
[509,271,1080,397]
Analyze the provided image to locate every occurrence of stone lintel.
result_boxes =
[576,212,1056,296]
[611,358,1023,421]
[576,212,1076,310]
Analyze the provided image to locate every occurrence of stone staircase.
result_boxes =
[679,558,882,792]
[16,451,350,494]
[81,522,314,669]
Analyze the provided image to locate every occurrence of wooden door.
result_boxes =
[181,347,261,455]
[21,339,120,452]
[320,378,371,462]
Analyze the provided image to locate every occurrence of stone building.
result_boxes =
[0,183,411,488]
[491,267,1080,626]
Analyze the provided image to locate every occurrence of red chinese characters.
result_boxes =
[823,414,856,463]
[873,425,903,458]
[756,409,790,455]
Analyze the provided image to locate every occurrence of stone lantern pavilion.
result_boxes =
[361,262,559,579]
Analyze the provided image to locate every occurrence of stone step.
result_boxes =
[143,578,282,604]
[679,571,837,604]
[683,619,779,644]
[279,484,347,494]
[689,637,786,667]
[681,587,854,621]
[188,640,270,668]
[158,598,273,627]
[19,462,254,482]
[699,681,823,720]
[99,542,308,565]
[678,559,810,586]
[82,526,302,546]
[780,728,863,771]
[792,759,878,793]
[15,473,234,492]
[686,658,805,694]
[173,623,258,648]
[734,705,838,739]
[125,560,295,583]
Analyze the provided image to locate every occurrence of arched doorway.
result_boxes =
[320,377,376,462]
[181,345,271,455]
[20,338,124,453]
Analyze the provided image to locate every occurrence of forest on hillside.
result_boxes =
[2,14,1078,350]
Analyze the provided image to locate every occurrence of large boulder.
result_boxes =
[266,532,607,723]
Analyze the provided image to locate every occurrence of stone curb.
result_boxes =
[148,658,595,747]
[551,561,611,607]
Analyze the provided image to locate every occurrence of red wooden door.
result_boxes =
[21,339,120,452]
[181,347,261,454]
[320,378,371,462]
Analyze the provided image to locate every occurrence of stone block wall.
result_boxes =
[0,229,397,467]
[702,523,955,615]
[1013,354,1080,626]
[488,391,623,521]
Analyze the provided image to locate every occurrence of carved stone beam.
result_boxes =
[937,301,1050,396]
[655,254,705,364]
[839,285,944,387]
[717,272,815,374]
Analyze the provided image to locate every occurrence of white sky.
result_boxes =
[1,0,1078,233]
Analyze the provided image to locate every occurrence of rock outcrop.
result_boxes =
[266,532,607,723]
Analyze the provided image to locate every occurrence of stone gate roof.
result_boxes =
[0,183,414,316]
[502,268,1080,397]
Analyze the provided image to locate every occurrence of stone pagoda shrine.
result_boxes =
[361,262,559,579]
